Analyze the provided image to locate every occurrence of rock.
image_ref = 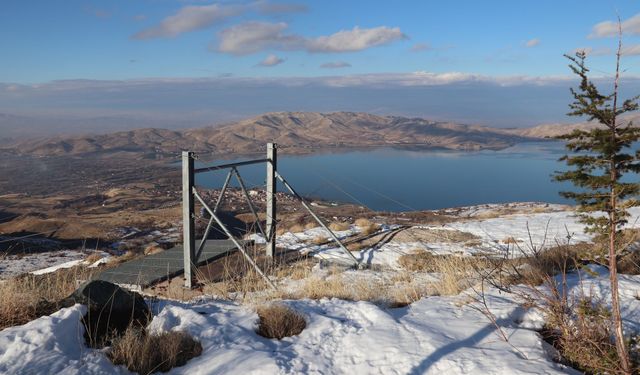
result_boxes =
[60,280,150,347]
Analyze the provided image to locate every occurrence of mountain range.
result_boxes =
[3,111,635,158]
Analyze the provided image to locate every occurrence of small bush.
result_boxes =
[540,292,630,374]
[256,304,306,340]
[0,266,96,330]
[84,253,104,264]
[311,236,329,245]
[397,250,437,272]
[108,327,202,374]
[355,218,379,235]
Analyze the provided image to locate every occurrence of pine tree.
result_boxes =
[555,34,639,374]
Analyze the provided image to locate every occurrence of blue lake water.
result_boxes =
[194,142,576,212]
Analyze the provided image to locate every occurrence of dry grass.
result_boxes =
[397,250,488,295]
[304,222,317,230]
[108,327,202,374]
[84,252,103,264]
[285,271,436,307]
[255,304,306,340]
[328,221,350,231]
[288,224,305,233]
[0,266,97,330]
[275,259,315,280]
[311,236,329,245]
[618,250,640,275]
[355,218,380,235]
[108,250,139,265]
[143,243,164,256]
[346,242,365,252]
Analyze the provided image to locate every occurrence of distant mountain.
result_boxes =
[510,113,640,138]
[5,111,634,158]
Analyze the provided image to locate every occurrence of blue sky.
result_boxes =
[2,0,640,81]
[1,1,640,134]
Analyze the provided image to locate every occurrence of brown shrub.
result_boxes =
[108,327,202,374]
[311,236,329,245]
[255,304,306,340]
[108,251,139,265]
[355,218,380,235]
[84,253,104,264]
[0,266,97,330]
[397,250,437,272]
[329,221,350,231]
[144,243,164,256]
[397,250,488,295]
[288,224,305,233]
[346,242,365,252]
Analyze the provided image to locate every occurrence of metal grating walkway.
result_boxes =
[93,239,241,288]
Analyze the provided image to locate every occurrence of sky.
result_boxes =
[2,0,640,136]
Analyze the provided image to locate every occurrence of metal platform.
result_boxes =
[93,239,240,288]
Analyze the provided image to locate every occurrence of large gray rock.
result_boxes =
[60,280,150,347]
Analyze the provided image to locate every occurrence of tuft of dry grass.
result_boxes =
[311,236,329,245]
[397,250,488,295]
[108,250,139,265]
[108,327,202,374]
[288,224,305,233]
[0,266,98,330]
[346,242,365,252]
[84,252,103,264]
[304,222,317,230]
[355,218,379,235]
[329,221,350,231]
[143,243,164,256]
[255,304,306,340]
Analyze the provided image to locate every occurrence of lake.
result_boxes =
[195,142,575,212]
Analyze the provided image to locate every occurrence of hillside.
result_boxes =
[5,112,539,158]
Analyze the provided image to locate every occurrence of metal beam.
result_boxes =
[275,171,359,267]
[265,143,277,258]
[182,151,196,288]
[194,158,269,174]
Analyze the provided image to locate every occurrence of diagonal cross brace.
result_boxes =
[193,188,277,290]
[275,171,360,267]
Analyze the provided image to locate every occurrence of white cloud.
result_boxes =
[410,43,430,52]
[132,1,306,39]
[258,54,285,66]
[569,47,612,56]
[589,13,640,38]
[622,44,640,56]
[320,61,351,69]
[133,3,243,39]
[217,22,301,54]
[306,26,406,52]
[525,38,540,48]
[216,22,406,55]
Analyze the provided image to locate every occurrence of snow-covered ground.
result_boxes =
[0,250,87,280]
[252,205,640,269]
[1,203,640,374]
[1,264,638,374]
